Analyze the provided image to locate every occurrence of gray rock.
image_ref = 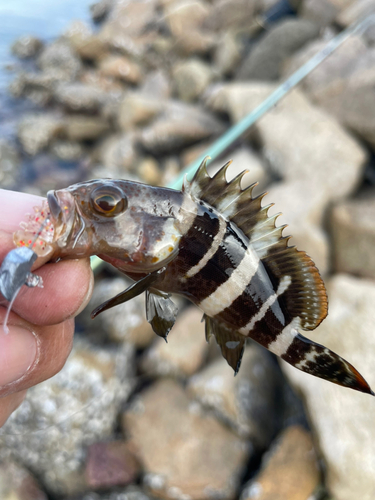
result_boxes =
[84,277,155,348]
[123,379,248,500]
[65,21,107,61]
[54,82,107,112]
[9,72,60,106]
[331,190,375,279]
[96,134,139,173]
[90,0,114,23]
[240,426,320,500]
[141,307,208,378]
[205,0,256,32]
[11,35,43,59]
[0,459,47,500]
[50,140,85,161]
[141,70,171,100]
[300,0,353,26]
[164,0,211,38]
[139,101,225,154]
[237,18,320,81]
[63,115,111,141]
[118,92,163,132]
[66,486,156,500]
[17,113,64,155]
[172,59,214,102]
[0,339,135,496]
[213,31,242,77]
[282,274,375,500]
[38,40,81,81]
[337,0,375,44]
[188,342,280,448]
[0,139,20,188]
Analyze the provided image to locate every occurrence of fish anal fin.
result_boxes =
[205,316,245,375]
[146,290,178,341]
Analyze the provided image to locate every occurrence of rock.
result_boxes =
[337,0,375,29]
[65,486,156,500]
[205,0,256,32]
[237,18,320,81]
[240,426,320,500]
[9,72,59,106]
[99,56,143,84]
[188,342,280,448]
[283,37,375,148]
[138,157,162,185]
[118,92,163,132]
[0,339,135,496]
[96,134,139,173]
[50,140,85,161]
[0,460,47,500]
[138,101,225,154]
[65,21,107,61]
[331,190,375,279]
[282,274,375,500]
[0,139,20,188]
[90,0,114,23]
[164,0,211,38]
[122,379,248,500]
[173,30,216,57]
[38,40,81,81]
[141,70,171,100]
[85,277,155,348]
[17,113,64,155]
[213,31,242,77]
[64,115,110,141]
[85,440,140,489]
[209,83,367,204]
[300,0,354,26]
[172,59,214,102]
[11,35,43,59]
[141,307,208,378]
[54,82,107,112]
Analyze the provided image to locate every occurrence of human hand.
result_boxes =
[0,189,94,426]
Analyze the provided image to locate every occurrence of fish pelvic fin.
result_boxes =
[272,327,373,395]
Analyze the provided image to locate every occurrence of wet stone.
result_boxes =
[122,379,248,500]
[38,40,82,81]
[54,82,107,112]
[188,342,280,448]
[0,460,47,500]
[141,307,208,378]
[240,426,320,500]
[282,275,375,500]
[17,113,64,155]
[85,440,141,489]
[0,339,135,497]
[11,35,43,59]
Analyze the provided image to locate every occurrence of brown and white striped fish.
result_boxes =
[45,158,373,395]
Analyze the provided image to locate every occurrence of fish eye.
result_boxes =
[90,186,127,216]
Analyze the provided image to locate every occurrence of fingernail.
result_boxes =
[0,326,38,387]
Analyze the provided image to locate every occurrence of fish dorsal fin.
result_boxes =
[205,315,245,375]
[188,158,328,332]
[146,290,179,341]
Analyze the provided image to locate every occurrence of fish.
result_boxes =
[41,158,373,395]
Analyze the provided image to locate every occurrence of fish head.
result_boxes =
[47,179,183,273]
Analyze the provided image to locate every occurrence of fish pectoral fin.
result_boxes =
[146,290,178,341]
[205,316,245,375]
[91,271,161,319]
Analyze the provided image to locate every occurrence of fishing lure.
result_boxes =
[8,158,373,395]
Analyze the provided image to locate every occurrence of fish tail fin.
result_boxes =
[270,327,373,395]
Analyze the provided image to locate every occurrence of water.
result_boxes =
[0,0,93,139]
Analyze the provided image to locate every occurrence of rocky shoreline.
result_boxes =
[1,1,375,499]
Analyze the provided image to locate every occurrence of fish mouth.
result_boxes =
[47,190,77,250]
